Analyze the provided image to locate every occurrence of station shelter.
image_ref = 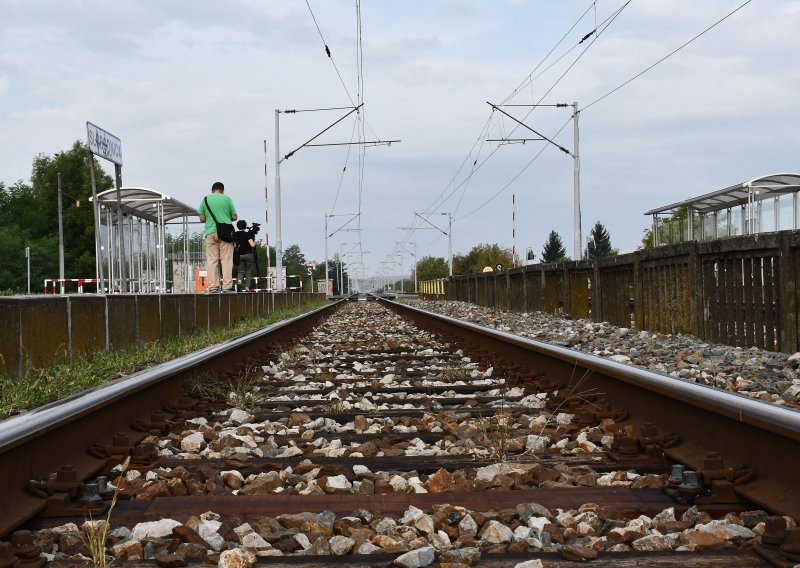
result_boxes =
[91,187,200,293]
[644,173,800,246]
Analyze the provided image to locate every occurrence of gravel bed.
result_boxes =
[24,302,789,566]
[404,299,800,409]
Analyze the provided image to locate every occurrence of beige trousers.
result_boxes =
[205,233,234,290]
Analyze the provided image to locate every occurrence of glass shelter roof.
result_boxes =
[91,187,198,223]
[644,173,800,216]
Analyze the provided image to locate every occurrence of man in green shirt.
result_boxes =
[198,181,238,292]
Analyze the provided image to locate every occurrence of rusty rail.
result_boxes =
[382,298,800,520]
[0,301,341,538]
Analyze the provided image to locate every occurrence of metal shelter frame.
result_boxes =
[90,187,199,293]
[644,173,800,246]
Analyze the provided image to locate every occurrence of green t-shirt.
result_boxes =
[198,193,237,236]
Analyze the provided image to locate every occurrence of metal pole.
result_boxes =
[145,221,151,291]
[57,173,65,294]
[114,164,127,292]
[106,208,114,290]
[87,152,105,292]
[274,110,284,292]
[413,242,418,293]
[399,253,404,292]
[572,101,582,260]
[448,213,453,276]
[138,218,144,291]
[263,139,271,289]
[324,214,329,298]
[512,193,516,267]
[128,215,134,291]
[25,246,30,294]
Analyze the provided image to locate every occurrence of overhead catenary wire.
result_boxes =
[451,0,752,224]
[305,0,357,108]
[583,0,753,112]
[419,0,632,225]
[409,0,624,229]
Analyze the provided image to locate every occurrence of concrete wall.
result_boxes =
[0,292,325,378]
[422,230,800,353]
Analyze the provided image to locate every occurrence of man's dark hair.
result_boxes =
[211,181,225,191]
[237,220,246,230]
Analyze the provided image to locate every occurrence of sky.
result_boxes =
[2,0,799,284]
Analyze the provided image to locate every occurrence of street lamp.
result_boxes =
[396,241,418,293]
[57,172,82,295]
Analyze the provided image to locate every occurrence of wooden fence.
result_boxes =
[420,231,800,353]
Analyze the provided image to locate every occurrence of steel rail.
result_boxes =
[0,300,341,537]
[382,299,800,519]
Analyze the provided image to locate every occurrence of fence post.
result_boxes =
[562,264,571,314]
[522,266,528,313]
[592,260,602,322]
[633,250,644,330]
[778,232,798,352]
[688,241,703,337]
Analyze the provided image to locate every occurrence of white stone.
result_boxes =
[131,519,182,540]
[241,532,271,549]
[480,520,513,544]
[326,474,352,491]
[527,516,549,537]
[696,520,755,541]
[218,548,256,568]
[513,561,544,568]
[512,526,531,542]
[222,470,245,488]
[393,545,435,568]
[525,434,551,451]
[125,470,143,482]
[199,519,225,551]
[632,534,676,552]
[609,355,632,364]
[294,533,311,550]
[359,541,382,554]
[555,413,573,424]
[400,505,425,524]
[233,523,255,539]
[459,514,478,536]
[277,446,304,458]
[181,432,206,452]
[430,530,451,550]
[475,463,533,483]
[389,475,409,492]
[329,535,355,555]
[353,465,371,477]
[414,514,435,535]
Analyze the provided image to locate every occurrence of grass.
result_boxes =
[80,456,131,568]
[472,390,517,461]
[189,372,268,412]
[0,300,327,419]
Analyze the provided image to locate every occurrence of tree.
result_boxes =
[30,141,114,277]
[413,256,448,283]
[452,243,513,275]
[0,140,114,292]
[640,207,702,248]
[541,230,568,263]
[282,244,306,276]
[585,221,619,259]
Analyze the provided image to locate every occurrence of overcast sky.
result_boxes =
[1,0,798,281]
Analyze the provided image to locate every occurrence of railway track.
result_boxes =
[1,299,799,567]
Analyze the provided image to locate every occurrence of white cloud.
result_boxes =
[0,0,798,277]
